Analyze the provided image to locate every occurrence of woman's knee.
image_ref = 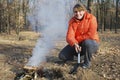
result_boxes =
[82,39,93,47]
[82,39,99,53]
[59,52,66,60]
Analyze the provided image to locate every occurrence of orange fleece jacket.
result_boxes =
[66,12,99,46]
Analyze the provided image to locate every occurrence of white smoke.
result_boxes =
[26,0,78,67]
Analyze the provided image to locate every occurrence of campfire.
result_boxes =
[16,65,44,80]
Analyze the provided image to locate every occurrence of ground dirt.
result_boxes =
[0,31,119,80]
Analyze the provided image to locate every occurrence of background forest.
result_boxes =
[0,0,120,34]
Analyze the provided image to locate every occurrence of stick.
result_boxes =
[69,52,80,74]
[78,52,80,64]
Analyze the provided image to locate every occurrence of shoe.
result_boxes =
[81,63,90,69]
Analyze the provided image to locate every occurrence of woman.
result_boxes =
[59,3,99,68]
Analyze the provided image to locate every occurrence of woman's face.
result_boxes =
[74,11,85,20]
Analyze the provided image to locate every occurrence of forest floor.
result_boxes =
[0,31,119,80]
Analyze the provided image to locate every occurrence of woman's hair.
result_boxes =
[73,3,87,12]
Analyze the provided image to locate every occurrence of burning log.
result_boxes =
[24,65,38,71]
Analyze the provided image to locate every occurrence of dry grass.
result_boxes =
[0,31,119,80]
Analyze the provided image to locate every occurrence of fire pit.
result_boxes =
[15,65,44,80]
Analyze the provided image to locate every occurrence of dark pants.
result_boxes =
[59,39,99,65]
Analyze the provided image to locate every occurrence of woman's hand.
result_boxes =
[74,43,81,53]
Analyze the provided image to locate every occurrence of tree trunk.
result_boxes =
[0,15,1,33]
[101,0,105,33]
[110,12,112,31]
[87,0,93,13]
[7,0,11,34]
[16,0,21,35]
[115,0,119,33]
[103,1,106,31]
[96,0,100,31]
